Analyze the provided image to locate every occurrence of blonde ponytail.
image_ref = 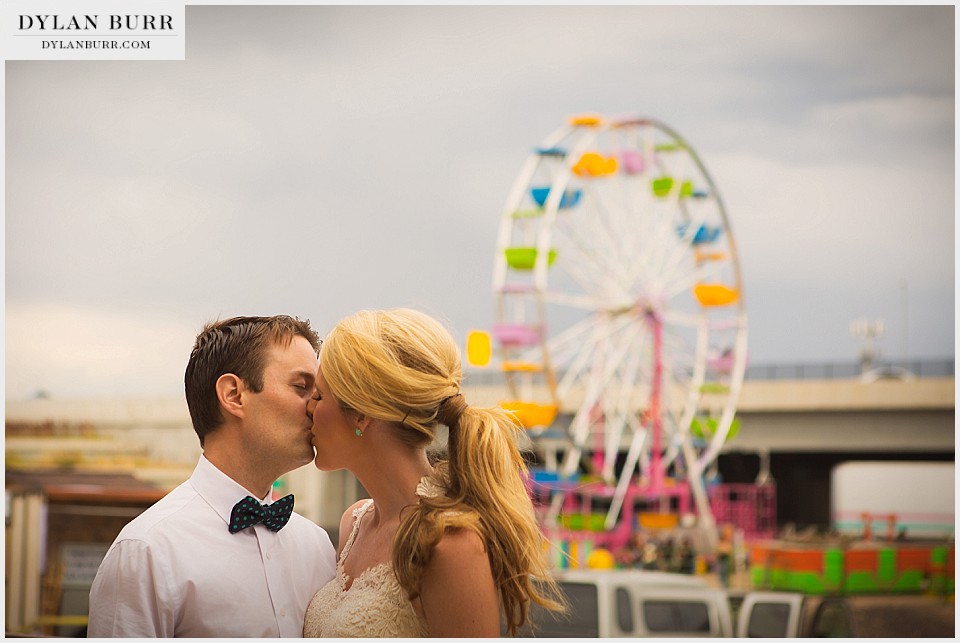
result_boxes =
[394,402,564,634]
[322,309,564,634]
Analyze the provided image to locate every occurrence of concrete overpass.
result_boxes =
[8,375,952,454]
[5,374,954,529]
[460,376,955,454]
[462,374,954,527]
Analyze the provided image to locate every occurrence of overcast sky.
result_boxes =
[5,5,955,399]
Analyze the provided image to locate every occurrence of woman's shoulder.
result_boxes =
[345,498,373,514]
[336,499,373,556]
[340,498,372,524]
[419,527,499,636]
[433,526,487,561]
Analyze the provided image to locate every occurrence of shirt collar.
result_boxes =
[191,455,273,527]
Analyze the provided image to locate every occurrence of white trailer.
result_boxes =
[831,461,955,539]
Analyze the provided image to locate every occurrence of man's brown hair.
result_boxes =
[184,315,320,445]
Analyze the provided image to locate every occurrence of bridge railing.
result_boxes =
[463,357,954,386]
[743,358,954,380]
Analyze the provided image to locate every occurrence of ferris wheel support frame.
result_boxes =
[491,115,747,550]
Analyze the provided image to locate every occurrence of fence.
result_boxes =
[465,358,954,386]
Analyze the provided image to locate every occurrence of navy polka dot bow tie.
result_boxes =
[228,494,295,533]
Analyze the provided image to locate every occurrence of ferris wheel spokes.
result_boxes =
[488,115,746,544]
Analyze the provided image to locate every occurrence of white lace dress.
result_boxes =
[302,479,444,637]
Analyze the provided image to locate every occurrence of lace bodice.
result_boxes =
[303,498,429,637]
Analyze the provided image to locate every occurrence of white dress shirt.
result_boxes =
[88,455,336,637]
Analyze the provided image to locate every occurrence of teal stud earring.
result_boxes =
[355,426,363,437]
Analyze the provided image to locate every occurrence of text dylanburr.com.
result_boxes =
[5,3,186,60]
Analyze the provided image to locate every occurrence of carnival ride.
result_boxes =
[469,114,754,558]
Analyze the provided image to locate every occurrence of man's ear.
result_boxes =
[216,373,245,420]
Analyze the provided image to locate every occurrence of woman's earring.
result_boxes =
[355,426,363,437]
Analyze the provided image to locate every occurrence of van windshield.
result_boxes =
[643,600,711,633]
[746,602,791,637]
[515,581,599,637]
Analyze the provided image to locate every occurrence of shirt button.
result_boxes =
[280,609,286,617]
[265,552,271,560]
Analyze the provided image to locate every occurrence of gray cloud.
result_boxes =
[5,5,954,398]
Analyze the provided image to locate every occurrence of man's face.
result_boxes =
[241,336,319,473]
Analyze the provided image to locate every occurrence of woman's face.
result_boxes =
[306,366,358,471]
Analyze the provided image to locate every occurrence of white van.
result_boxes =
[515,570,806,638]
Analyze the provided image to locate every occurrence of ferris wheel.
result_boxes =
[480,114,747,534]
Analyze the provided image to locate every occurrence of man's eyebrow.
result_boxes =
[291,369,315,381]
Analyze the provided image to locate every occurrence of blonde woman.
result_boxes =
[302,308,563,637]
